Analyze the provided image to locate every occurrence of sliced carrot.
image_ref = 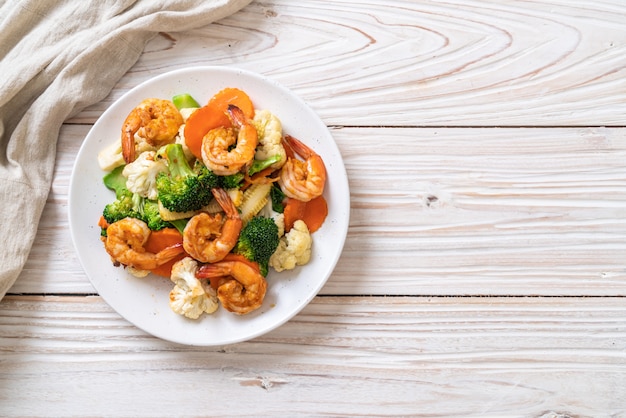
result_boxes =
[283,195,328,233]
[98,215,109,230]
[144,228,186,278]
[207,87,254,119]
[184,105,229,159]
[184,87,255,159]
[301,195,328,233]
[283,197,306,232]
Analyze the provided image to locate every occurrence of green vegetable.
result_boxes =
[102,189,140,227]
[156,143,220,213]
[143,199,171,231]
[270,183,285,213]
[248,154,283,176]
[169,218,189,235]
[220,172,245,190]
[103,165,128,199]
[172,93,200,110]
[233,216,280,277]
[102,166,142,226]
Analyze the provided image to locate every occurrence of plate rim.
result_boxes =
[68,65,350,346]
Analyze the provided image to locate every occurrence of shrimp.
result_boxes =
[122,98,183,163]
[182,188,242,263]
[278,135,326,202]
[104,217,184,270]
[196,260,267,314]
[201,105,258,176]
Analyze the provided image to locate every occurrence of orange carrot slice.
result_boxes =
[283,197,306,232]
[207,87,254,119]
[144,228,186,278]
[98,215,109,230]
[283,195,328,233]
[301,195,328,233]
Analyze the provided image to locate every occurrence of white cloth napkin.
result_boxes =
[0,0,252,300]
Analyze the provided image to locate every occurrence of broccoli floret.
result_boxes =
[102,190,139,225]
[220,172,245,189]
[101,191,153,237]
[248,154,283,176]
[103,193,172,233]
[156,143,220,213]
[233,216,280,276]
[143,199,171,231]
[102,167,143,224]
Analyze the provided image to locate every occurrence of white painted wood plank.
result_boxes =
[0,295,624,417]
[327,126,626,296]
[17,125,96,294]
[11,125,626,296]
[6,2,625,417]
[70,0,626,126]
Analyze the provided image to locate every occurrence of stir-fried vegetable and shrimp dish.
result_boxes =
[97,88,329,318]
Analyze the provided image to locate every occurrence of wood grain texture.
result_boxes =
[329,126,626,296]
[3,1,626,415]
[11,125,626,296]
[69,0,626,127]
[0,295,624,417]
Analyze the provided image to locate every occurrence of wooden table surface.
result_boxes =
[2,1,626,416]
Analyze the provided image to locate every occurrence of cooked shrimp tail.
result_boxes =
[122,121,138,164]
[155,242,185,263]
[278,135,326,202]
[182,188,242,263]
[196,260,267,314]
[283,135,312,160]
[227,104,246,126]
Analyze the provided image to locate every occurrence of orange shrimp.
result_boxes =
[104,218,184,270]
[201,105,258,175]
[182,188,242,263]
[196,260,267,315]
[278,135,326,202]
[121,98,183,163]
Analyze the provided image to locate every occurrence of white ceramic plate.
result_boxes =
[69,66,350,346]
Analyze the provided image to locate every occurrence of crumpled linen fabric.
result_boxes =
[0,0,252,300]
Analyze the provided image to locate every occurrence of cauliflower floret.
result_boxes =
[175,123,195,162]
[273,213,285,238]
[169,257,218,319]
[173,108,199,162]
[97,140,125,171]
[269,220,312,272]
[252,109,286,169]
[122,150,167,200]
[179,107,198,121]
[97,137,156,172]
